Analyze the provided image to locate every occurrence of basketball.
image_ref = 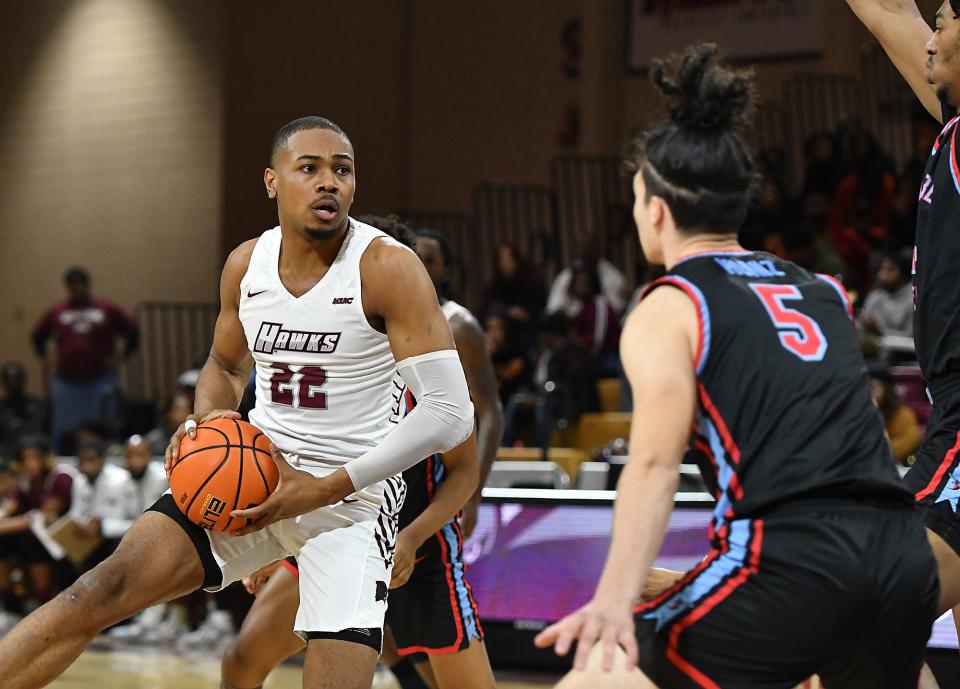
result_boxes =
[169,418,278,532]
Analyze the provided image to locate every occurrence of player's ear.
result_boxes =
[264,168,277,199]
[649,195,669,235]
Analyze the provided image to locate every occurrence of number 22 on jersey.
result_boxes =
[268,363,328,408]
[749,283,827,362]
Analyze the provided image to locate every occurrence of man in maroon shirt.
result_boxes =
[31,267,138,451]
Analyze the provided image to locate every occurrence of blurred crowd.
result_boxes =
[0,111,940,644]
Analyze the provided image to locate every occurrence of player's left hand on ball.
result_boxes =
[533,597,638,672]
[390,529,418,589]
[229,445,327,535]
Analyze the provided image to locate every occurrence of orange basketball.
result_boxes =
[169,418,278,532]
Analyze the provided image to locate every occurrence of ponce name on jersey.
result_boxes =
[253,322,342,356]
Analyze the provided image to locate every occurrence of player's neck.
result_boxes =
[664,233,743,270]
[279,221,349,271]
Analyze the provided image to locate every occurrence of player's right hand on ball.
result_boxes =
[164,409,241,477]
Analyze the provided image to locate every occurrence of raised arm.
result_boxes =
[449,311,504,538]
[164,240,256,472]
[847,0,941,121]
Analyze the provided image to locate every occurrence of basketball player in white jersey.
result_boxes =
[0,116,474,689]
[218,221,502,689]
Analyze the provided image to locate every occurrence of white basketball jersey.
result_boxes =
[240,220,408,467]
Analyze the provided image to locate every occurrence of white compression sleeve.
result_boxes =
[344,349,475,491]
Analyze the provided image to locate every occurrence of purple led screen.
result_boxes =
[462,502,959,650]
[462,504,709,623]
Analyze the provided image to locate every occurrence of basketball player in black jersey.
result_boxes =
[535,44,938,689]
[849,0,960,643]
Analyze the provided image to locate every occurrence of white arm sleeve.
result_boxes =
[345,349,474,491]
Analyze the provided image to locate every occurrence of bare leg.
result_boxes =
[554,643,654,689]
[428,640,496,689]
[221,565,304,689]
[382,625,438,689]
[0,511,204,689]
[927,529,960,613]
[302,638,378,689]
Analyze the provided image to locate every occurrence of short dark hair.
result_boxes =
[880,250,911,279]
[356,215,417,251]
[625,43,756,236]
[77,440,105,458]
[64,266,90,285]
[17,435,52,460]
[270,116,350,166]
[951,0,960,18]
[416,228,456,269]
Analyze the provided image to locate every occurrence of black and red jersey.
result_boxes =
[913,102,960,383]
[642,250,911,541]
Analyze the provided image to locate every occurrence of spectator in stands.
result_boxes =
[547,233,627,314]
[144,389,194,456]
[861,251,913,340]
[485,308,532,406]
[0,437,74,616]
[783,220,848,279]
[828,124,897,291]
[123,436,168,512]
[502,312,599,448]
[870,368,923,465]
[32,267,139,452]
[0,362,46,458]
[68,440,139,573]
[483,243,547,327]
[892,108,941,249]
[567,262,621,377]
[801,132,841,199]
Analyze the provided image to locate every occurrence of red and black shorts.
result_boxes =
[386,518,484,656]
[905,374,960,555]
[634,505,937,689]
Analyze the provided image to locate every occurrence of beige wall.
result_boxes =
[0,0,223,392]
[0,0,929,396]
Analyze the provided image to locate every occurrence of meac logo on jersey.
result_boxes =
[254,322,341,355]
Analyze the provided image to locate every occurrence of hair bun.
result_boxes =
[650,43,753,134]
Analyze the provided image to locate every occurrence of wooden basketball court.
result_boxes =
[49,648,558,689]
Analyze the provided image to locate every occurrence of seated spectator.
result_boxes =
[892,108,941,249]
[547,234,627,314]
[0,437,74,614]
[783,220,849,280]
[485,309,532,406]
[861,251,913,339]
[0,362,46,458]
[828,125,897,291]
[124,436,168,512]
[144,389,194,456]
[567,262,621,377]
[870,368,923,465]
[502,312,600,448]
[68,440,140,573]
[483,243,547,327]
[801,131,841,199]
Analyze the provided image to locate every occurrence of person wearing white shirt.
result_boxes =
[123,436,168,513]
[68,441,140,572]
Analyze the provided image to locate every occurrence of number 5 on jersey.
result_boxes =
[269,363,328,409]
[749,284,827,362]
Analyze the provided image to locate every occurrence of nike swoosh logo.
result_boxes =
[247,289,268,298]
[341,496,359,504]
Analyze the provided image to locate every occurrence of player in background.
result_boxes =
[535,44,937,689]
[220,219,500,689]
[0,117,474,689]
[847,0,960,642]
